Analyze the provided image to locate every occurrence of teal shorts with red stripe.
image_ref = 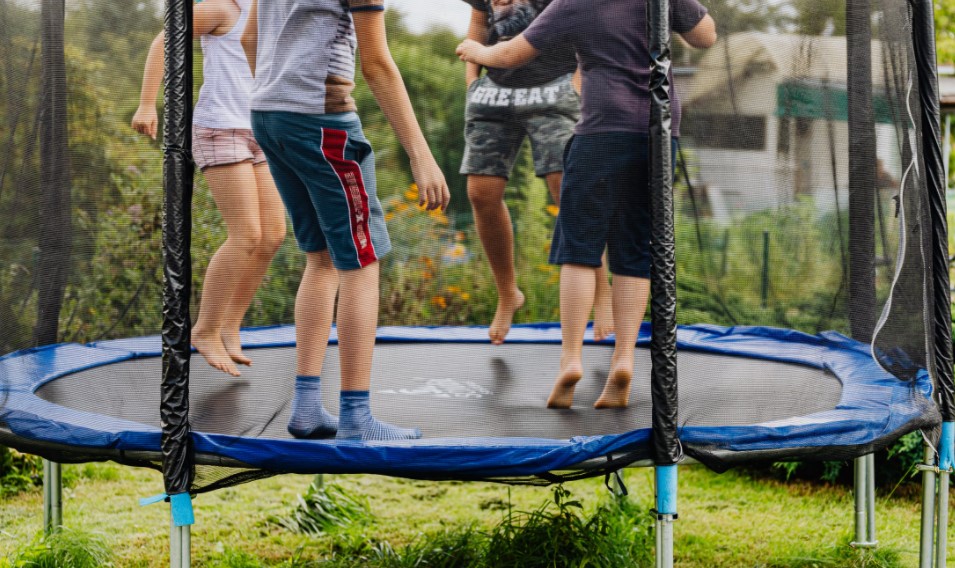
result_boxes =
[251,111,391,270]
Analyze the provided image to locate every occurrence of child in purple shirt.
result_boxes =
[457,0,715,409]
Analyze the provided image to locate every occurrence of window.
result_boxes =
[682,114,767,151]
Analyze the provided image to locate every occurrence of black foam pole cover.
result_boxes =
[647,0,680,465]
[161,0,195,495]
[912,0,954,422]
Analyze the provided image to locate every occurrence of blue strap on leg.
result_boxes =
[140,492,195,526]
[940,421,954,472]
[655,464,678,515]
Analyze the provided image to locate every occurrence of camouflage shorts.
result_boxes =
[460,73,580,179]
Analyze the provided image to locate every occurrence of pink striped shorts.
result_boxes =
[192,126,267,170]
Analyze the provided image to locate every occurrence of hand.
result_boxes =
[411,157,451,212]
[131,106,158,140]
[456,39,486,65]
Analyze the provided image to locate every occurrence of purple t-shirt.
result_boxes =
[523,0,707,136]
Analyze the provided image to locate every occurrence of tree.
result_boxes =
[937,0,954,67]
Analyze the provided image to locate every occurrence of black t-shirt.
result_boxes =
[461,0,577,88]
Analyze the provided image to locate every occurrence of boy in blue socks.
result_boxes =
[456,0,715,409]
[243,0,450,440]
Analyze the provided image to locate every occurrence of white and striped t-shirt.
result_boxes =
[251,0,385,115]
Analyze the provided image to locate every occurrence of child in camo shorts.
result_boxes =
[461,0,614,346]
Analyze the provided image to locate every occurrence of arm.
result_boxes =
[353,10,450,211]
[679,13,716,49]
[241,0,258,76]
[456,33,539,70]
[464,8,488,87]
[131,32,164,139]
[131,1,232,139]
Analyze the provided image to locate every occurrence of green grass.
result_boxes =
[0,462,949,566]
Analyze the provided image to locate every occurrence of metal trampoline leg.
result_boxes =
[920,445,937,568]
[936,470,949,568]
[654,465,677,568]
[42,459,61,534]
[170,522,191,568]
[866,453,876,544]
[852,454,877,547]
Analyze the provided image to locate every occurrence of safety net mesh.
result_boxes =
[0,0,948,492]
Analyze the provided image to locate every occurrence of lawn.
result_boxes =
[0,461,949,567]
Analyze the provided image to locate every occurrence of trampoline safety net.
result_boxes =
[0,0,949,493]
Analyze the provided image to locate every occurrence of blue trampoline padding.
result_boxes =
[0,323,936,478]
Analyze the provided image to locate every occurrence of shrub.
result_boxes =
[0,448,42,497]
[269,477,373,535]
[5,529,113,568]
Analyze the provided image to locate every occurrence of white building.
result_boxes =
[681,32,902,223]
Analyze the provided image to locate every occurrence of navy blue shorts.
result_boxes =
[549,133,677,278]
[251,111,391,270]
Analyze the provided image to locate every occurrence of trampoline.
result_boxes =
[2,0,953,565]
[0,323,937,481]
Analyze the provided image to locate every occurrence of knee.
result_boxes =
[467,184,502,212]
[261,224,286,256]
[229,227,264,256]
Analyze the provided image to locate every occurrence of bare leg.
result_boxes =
[595,274,649,409]
[193,161,275,376]
[219,163,286,366]
[546,172,614,341]
[336,262,379,391]
[295,251,339,377]
[547,264,596,409]
[592,255,614,341]
[468,174,525,345]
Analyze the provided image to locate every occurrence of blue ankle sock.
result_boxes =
[336,390,422,441]
[287,376,338,438]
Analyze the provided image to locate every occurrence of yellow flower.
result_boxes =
[395,202,409,212]
[431,296,448,309]
[546,204,560,217]
[446,285,462,294]
[385,212,395,222]
[405,184,419,201]
[460,292,471,301]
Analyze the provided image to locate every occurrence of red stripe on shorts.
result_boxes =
[320,128,377,267]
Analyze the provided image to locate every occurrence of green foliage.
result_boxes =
[4,529,114,568]
[269,477,373,536]
[482,486,653,568]
[936,0,955,66]
[765,536,903,568]
[0,448,41,497]
[366,527,486,568]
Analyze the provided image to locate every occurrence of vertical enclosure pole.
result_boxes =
[38,0,70,538]
[913,0,955,565]
[648,0,679,562]
[162,0,195,565]
[847,0,879,548]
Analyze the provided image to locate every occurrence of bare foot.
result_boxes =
[221,330,252,367]
[592,294,615,342]
[192,331,240,377]
[594,365,633,409]
[547,360,583,409]
[489,289,525,345]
